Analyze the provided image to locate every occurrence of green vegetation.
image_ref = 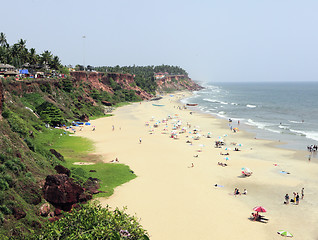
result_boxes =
[50,134,136,197]
[34,203,149,240]
[96,64,188,94]
[0,32,62,70]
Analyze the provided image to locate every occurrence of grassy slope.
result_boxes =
[50,133,136,198]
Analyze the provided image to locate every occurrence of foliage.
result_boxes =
[35,203,149,240]
[36,102,65,126]
[0,32,62,70]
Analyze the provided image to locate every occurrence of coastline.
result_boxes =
[77,91,318,240]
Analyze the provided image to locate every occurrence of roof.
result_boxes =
[0,63,15,69]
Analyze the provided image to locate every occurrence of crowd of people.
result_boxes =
[307,145,318,152]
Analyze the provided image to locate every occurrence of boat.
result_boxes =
[152,104,165,107]
[150,96,163,101]
[186,103,198,106]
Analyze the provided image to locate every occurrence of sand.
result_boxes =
[77,92,318,240]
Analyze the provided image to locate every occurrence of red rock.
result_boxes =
[43,174,85,211]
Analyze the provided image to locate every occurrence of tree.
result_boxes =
[0,32,8,48]
[36,102,65,126]
[28,48,38,65]
[40,50,52,66]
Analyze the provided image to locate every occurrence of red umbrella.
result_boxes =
[253,206,267,213]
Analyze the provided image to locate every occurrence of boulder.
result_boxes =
[83,177,100,195]
[42,174,85,211]
[50,149,64,161]
[54,165,70,176]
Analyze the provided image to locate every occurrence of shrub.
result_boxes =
[0,205,11,215]
[0,178,9,191]
[36,203,149,240]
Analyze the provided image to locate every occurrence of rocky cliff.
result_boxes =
[70,71,153,100]
[0,80,3,120]
[156,75,202,92]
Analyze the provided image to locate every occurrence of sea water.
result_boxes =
[181,82,318,152]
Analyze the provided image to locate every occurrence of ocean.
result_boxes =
[181,82,318,152]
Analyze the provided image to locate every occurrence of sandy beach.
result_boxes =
[77,92,318,240]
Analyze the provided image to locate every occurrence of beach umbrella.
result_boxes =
[253,206,267,213]
[277,230,293,237]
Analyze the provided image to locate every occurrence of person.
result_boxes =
[296,193,300,205]
[112,125,115,131]
[243,189,247,195]
[285,194,289,204]
[301,188,304,199]
[234,188,240,196]
[293,192,296,203]
[139,138,142,144]
[191,163,194,168]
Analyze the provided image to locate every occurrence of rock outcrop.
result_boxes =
[0,80,3,119]
[42,174,87,211]
[54,165,70,176]
[156,75,203,92]
[70,71,153,100]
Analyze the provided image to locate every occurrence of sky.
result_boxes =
[2,0,318,82]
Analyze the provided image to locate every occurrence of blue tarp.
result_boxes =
[76,122,84,125]
[85,122,91,125]
[19,69,29,74]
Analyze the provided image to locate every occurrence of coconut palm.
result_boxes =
[40,50,52,67]
[0,32,8,48]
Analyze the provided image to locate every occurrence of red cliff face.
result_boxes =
[70,71,153,100]
[0,80,3,120]
[156,75,203,91]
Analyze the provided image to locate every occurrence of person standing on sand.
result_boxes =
[139,138,142,144]
[301,188,304,199]
[285,194,289,204]
[296,193,300,205]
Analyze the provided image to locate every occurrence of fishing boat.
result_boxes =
[186,103,198,106]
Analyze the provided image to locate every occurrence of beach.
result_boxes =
[77,92,318,240]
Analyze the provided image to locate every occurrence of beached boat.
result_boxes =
[186,103,198,106]
[152,104,165,107]
[150,96,163,101]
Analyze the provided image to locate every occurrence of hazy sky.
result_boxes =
[2,0,318,82]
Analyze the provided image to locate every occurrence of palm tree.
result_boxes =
[0,32,8,48]
[40,50,52,67]
[49,55,61,69]
[28,48,38,65]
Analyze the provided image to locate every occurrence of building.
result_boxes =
[0,64,18,77]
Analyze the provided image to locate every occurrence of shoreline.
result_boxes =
[77,91,318,239]
[182,91,315,161]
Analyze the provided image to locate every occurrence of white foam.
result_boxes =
[290,129,318,141]
[278,125,290,130]
[288,120,304,124]
[246,104,257,108]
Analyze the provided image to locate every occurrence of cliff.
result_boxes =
[70,71,153,100]
[0,80,3,120]
[156,74,203,92]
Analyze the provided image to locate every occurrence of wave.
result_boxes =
[203,98,228,105]
[246,104,257,108]
[289,129,318,141]
[288,120,304,124]
[278,125,290,130]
